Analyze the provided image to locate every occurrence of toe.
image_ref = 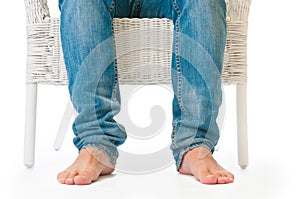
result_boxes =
[74,170,98,185]
[225,175,234,183]
[57,171,69,184]
[217,177,228,184]
[218,176,234,184]
[74,175,93,185]
[65,178,75,185]
[223,172,234,183]
[215,169,234,184]
[198,174,218,184]
[227,177,234,183]
[64,171,78,185]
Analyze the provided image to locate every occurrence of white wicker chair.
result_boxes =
[24,0,252,169]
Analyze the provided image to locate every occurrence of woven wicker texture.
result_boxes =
[25,0,251,85]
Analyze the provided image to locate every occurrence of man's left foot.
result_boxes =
[179,146,234,184]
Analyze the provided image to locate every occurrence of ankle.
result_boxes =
[185,146,211,160]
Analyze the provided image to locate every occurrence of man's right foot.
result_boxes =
[57,148,114,185]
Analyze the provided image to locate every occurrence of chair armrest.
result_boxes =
[227,0,252,21]
[223,0,252,84]
[24,0,50,24]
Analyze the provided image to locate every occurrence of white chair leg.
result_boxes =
[236,83,249,169]
[24,83,38,168]
[53,100,75,151]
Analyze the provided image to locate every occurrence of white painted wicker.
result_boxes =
[24,0,252,169]
[24,0,251,85]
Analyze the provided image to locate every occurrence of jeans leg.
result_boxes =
[170,0,227,170]
[59,0,127,165]
[137,0,172,18]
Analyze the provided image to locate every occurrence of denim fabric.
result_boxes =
[59,0,227,169]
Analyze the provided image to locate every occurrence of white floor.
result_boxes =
[2,85,299,199]
[1,0,300,199]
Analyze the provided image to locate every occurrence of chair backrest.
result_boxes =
[24,0,251,85]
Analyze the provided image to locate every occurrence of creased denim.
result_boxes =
[59,0,227,169]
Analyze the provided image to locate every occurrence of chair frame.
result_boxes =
[24,0,251,169]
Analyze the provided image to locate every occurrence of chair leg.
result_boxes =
[53,100,75,151]
[24,83,38,168]
[236,83,249,169]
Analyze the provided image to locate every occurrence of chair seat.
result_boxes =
[26,17,248,85]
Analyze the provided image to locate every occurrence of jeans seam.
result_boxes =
[109,0,118,101]
[171,121,178,149]
[173,0,181,151]
[172,1,188,118]
[171,0,188,152]
[172,0,179,151]
[136,0,141,15]
[108,0,115,17]
[111,22,118,100]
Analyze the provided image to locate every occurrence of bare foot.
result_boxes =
[57,148,114,185]
[179,147,234,184]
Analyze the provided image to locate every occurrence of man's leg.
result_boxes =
[57,0,129,185]
[170,0,234,184]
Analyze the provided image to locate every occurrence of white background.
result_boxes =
[1,0,300,198]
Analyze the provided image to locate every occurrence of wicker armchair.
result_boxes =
[24,0,252,169]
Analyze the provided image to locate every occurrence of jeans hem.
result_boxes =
[79,143,118,166]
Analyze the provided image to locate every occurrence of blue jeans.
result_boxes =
[59,0,227,170]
